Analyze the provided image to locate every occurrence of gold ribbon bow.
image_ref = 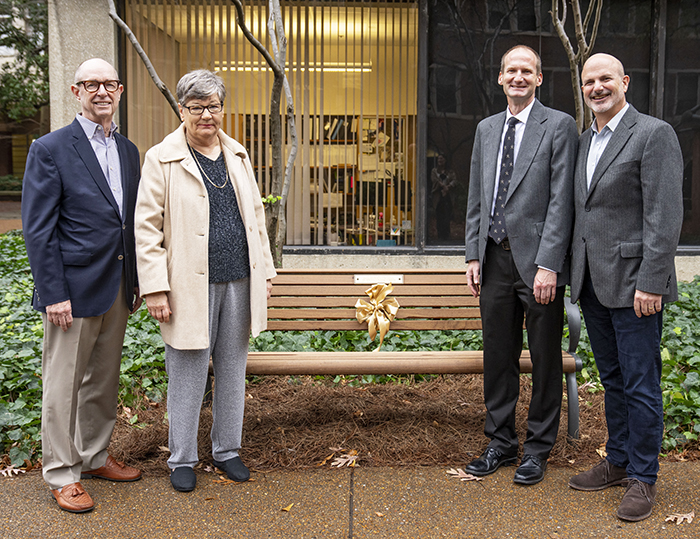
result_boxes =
[355,283,400,351]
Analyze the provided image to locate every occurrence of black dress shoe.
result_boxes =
[213,456,250,482]
[170,467,196,492]
[464,447,517,477]
[513,454,547,485]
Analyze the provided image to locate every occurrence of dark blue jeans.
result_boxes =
[579,275,664,484]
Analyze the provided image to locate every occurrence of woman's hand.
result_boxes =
[266,279,273,300]
[145,291,172,323]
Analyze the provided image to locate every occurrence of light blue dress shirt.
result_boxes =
[76,113,123,217]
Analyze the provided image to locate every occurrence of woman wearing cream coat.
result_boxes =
[135,70,276,492]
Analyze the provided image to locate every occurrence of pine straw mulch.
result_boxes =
[109,374,699,477]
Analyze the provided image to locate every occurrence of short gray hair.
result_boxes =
[176,70,226,105]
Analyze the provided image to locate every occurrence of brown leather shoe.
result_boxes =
[568,459,627,491]
[617,478,657,522]
[81,455,142,482]
[51,482,94,513]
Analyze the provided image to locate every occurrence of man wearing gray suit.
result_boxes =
[567,53,683,522]
[464,45,577,485]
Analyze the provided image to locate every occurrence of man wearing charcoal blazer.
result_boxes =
[464,45,577,485]
[22,58,142,513]
[567,53,683,522]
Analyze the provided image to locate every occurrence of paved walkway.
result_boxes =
[0,462,698,538]
[0,200,22,234]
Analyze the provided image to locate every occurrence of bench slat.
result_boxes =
[271,284,475,297]
[268,296,479,308]
[267,307,481,321]
[266,320,484,331]
[247,350,578,375]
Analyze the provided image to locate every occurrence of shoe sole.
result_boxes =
[80,473,142,482]
[464,457,517,477]
[51,493,94,513]
[617,508,653,522]
[513,473,546,486]
[567,478,626,491]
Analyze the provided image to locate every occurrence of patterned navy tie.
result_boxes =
[489,116,518,244]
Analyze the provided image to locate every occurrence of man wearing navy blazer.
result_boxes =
[464,45,577,485]
[22,58,143,513]
[567,54,683,522]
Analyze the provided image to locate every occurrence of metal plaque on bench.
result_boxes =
[354,274,404,285]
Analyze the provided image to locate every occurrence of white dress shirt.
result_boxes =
[586,103,629,189]
[491,99,535,216]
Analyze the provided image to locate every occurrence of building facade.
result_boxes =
[48,0,700,270]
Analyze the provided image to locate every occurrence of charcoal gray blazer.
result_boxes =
[569,105,683,308]
[465,99,578,288]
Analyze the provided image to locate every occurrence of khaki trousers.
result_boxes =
[41,277,129,490]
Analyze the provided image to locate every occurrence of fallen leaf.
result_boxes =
[159,446,170,452]
[595,446,607,458]
[213,475,235,484]
[203,465,214,473]
[332,450,359,468]
[353,410,364,417]
[329,446,345,452]
[665,511,694,524]
[548,533,562,539]
[375,512,385,517]
[317,453,335,467]
[432,420,439,427]
[0,465,25,478]
[282,503,294,512]
[204,497,215,501]
[446,468,483,482]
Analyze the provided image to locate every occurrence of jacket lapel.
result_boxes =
[577,129,593,201]
[587,106,637,199]
[483,112,506,206]
[508,99,545,201]
[70,119,122,219]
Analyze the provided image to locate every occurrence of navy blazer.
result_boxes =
[22,118,141,318]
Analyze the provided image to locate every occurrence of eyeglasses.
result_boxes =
[77,80,121,92]
[182,103,224,115]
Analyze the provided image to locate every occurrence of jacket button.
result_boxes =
[118,255,124,260]
[585,206,591,212]
[122,224,126,230]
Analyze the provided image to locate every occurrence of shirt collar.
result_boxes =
[76,113,118,139]
[506,98,535,126]
[592,103,629,135]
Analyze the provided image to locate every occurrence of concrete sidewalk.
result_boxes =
[0,463,697,538]
[0,200,22,234]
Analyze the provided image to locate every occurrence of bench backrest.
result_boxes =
[268,269,480,332]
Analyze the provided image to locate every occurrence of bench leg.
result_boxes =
[565,372,580,440]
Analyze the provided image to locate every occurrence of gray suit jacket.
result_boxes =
[465,99,578,289]
[569,105,683,308]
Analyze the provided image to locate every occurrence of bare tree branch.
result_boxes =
[106,0,179,117]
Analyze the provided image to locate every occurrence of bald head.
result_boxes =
[581,53,629,130]
[74,58,118,84]
[583,53,625,79]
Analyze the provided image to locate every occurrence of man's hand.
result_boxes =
[533,268,557,305]
[266,280,273,300]
[466,260,481,298]
[634,290,662,318]
[131,287,143,314]
[46,300,73,332]
[145,291,172,323]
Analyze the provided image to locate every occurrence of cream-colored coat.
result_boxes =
[135,124,276,349]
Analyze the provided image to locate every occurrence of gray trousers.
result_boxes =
[165,278,251,469]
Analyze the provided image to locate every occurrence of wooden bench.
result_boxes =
[246,269,582,439]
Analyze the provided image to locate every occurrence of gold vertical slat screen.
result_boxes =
[124,0,418,247]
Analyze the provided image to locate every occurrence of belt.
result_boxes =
[488,237,511,251]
